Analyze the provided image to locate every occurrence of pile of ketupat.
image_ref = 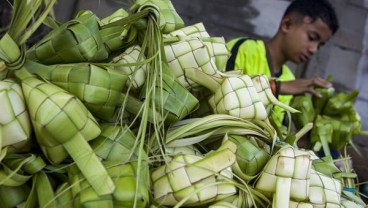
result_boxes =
[0,0,366,207]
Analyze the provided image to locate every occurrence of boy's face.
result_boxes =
[281,15,333,64]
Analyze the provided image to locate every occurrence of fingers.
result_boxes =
[308,87,322,98]
[308,77,332,97]
[311,76,332,88]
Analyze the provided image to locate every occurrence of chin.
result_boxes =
[295,57,307,64]
[290,59,302,64]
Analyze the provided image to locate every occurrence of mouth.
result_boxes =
[299,53,310,62]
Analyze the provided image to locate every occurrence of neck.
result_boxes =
[265,37,287,74]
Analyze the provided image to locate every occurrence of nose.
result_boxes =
[308,43,319,55]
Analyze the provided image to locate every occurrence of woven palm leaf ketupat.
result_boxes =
[207,193,254,208]
[328,117,354,151]
[0,79,31,152]
[290,94,316,130]
[312,86,335,115]
[0,153,46,189]
[290,85,366,156]
[100,8,129,25]
[98,8,131,52]
[289,200,314,207]
[17,70,114,196]
[311,116,334,157]
[59,160,150,207]
[164,145,203,160]
[308,169,342,207]
[311,115,354,154]
[200,37,231,71]
[151,140,237,206]
[132,0,184,33]
[0,152,47,206]
[23,60,129,121]
[228,135,270,182]
[90,124,140,162]
[107,161,150,208]
[251,75,299,114]
[26,9,134,64]
[111,45,148,91]
[184,68,247,118]
[0,34,24,77]
[27,11,107,64]
[255,145,312,207]
[164,23,231,73]
[341,106,363,135]
[139,63,199,124]
[164,22,210,38]
[67,165,114,208]
[209,75,269,120]
[164,36,223,89]
[323,90,359,116]
[208,200,239,208]
[312,155,342,179]
[0,162,32,187]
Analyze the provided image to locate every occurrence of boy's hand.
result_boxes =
[279,76,332,98]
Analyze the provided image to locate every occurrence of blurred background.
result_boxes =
[2,0,368,185]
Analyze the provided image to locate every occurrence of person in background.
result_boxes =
[225,0,339,126]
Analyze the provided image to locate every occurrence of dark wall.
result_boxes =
[171,0,259,41]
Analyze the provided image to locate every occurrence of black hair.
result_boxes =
[283,0,339,34]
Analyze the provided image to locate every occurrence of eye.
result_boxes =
[307,32,321,42]
[308,34,317,41]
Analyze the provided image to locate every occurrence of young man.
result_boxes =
[225,0,339,126]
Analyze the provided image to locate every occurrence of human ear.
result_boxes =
[280,17,292,32]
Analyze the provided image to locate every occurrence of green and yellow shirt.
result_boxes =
[225,38,295,126]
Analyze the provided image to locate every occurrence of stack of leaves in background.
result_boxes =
[290,81,366,157]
